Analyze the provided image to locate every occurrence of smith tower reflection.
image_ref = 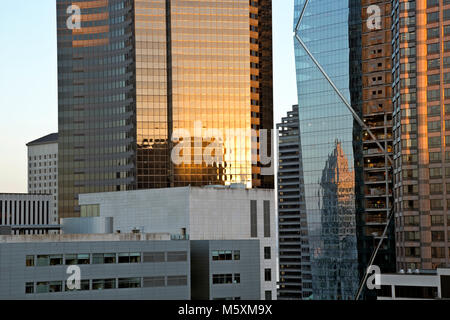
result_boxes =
[57,0,274,218]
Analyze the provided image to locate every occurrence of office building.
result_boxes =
[277,105,311,299]
[63,186,277,299]
[0,233,190,300]
[376,268,450,300]
[392,0,450,271]
[359,0,396,294]
[56,0,274,218]
[191,240,262,300]
[293,0,361,300]
[0,233,263,300]
[0,194,59,235]
[27,133,59,224]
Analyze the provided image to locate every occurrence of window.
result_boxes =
[167,275,188,286]
[432,231,445,242]
[213,274,233,285]
[265,269,272,282]
[92,253,116,264]
[234,274,241,284]
[36,255,49,267]
[167,251,187,262]
[143,277,165,288]
[118,252,140,263]
[264,247,271,260]
[431,199,443,210]
[405,247,420,257]
[234,250,240,261]
[49,255,63,266]
[405,231,420,241]
[250,200,257,237]
[49,281,62,293]
[143,252,165,263]
[265,291,272,300]
[65,254,90,265]
[432,247,445,258]
[26,255,35,267]
[118,278,141,289]
[212,250,233,261]
[431,215,444,226]
[65,280,90,291]
[430,168,442,178]
[264,200,271,237]
[25,282,34,294]
[92,279,116,290]
[430,152,442,163]
[430,183,443,194]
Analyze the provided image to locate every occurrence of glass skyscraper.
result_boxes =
[56,0,273,218]
[292,0,361,300]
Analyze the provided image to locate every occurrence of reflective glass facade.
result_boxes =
[293,0,361,299]
[57,0,273,218]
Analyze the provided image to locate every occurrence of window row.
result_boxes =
[25,275,188,294]
[25,251,188,267]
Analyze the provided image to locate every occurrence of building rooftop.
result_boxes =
[0,232,172,243]
[26,133,58,147]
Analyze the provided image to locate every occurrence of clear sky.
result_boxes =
[0,0,298,193]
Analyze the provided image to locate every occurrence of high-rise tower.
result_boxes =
[56,0,273,218]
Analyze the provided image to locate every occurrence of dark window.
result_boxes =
[264,200,271,237]
[250,200,257,237]
[265,269,272,282]
[264,247,271,259]
[143,252,165,263]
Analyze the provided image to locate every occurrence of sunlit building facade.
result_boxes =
[392,0,450,271]
[292,0,361,299]
[57,0,273,218]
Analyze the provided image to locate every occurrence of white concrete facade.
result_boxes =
[377,269,450,300]
[27,134,58,224]
[0,194,57,234]
[78,186,277,300]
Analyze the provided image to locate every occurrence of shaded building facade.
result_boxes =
[57,0,274,218]
[277,105,312,299]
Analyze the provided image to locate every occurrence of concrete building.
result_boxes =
[26,133,58,224]
[191,240,262,300]
[68,186,277,300]
[377,269,450,300]
[0,194,58,235]
[0,234,263,300]
[0,233,190,300]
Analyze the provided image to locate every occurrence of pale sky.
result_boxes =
[0,0,298,193]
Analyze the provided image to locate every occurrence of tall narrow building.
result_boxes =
[392,0,450,271]
[359,0,396,289]
[277,105,312,300]
[293,0,362,299]
[56,0,273,218]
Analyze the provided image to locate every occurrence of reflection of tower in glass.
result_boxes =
[315,140,358,300]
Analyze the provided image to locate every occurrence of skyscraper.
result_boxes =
[293,0,361,299]
[359,0,396,291]
[27,133,59,224]
[392,0,450,271]
[57,0,273,218]
[277,105,312,299]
